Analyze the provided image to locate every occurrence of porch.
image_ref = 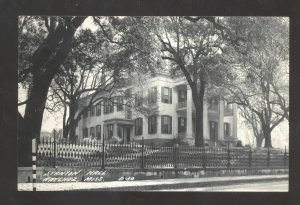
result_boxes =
[103,118,134,143]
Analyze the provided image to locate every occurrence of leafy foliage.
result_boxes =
[223,17,289,147]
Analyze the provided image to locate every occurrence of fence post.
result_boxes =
[284,146,287,167]
[227,143,231,168]
[141,137,144,169]
[53,130,56,168]
[248,147,252,168]
[202,146,206,171]
[174,144,178,169]
[32,138,37,191]
[267,146,270,167]
[101,129,105,170]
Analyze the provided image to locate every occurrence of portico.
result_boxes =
[174,83,237,146]
[103,118,134,143]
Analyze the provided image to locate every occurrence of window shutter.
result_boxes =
[169,88,172,104]
[170,116,172,134]
[161,116,163,134]
[135,119,137,136]
[141,118,143,135]
[154,115,157,133]
[148,116,150,133]
[99,125,101,139]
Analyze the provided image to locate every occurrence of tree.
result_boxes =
[151,17,233,146]
[49,28,135,142]
[223,17,289,148]
[18,16,87,166]
[240,106,264,147]
[48,16,159,143]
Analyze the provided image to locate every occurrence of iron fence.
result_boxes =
[36,138,289,170]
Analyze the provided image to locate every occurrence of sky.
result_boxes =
[18,16,289,148]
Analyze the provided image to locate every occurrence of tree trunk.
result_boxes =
[194,102,204,147]
[18,17,86,166]
[192,78,205,147]
[69,123,77,143]
[263,125,272,148]
[63,124,70,139]
[66,102,78,143]
[256,133,264,148]
[18,76,52,166]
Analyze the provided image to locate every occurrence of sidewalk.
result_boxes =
[18,174,288,191]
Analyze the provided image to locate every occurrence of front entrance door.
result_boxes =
[209,121,218,142]
[123,126,131,143]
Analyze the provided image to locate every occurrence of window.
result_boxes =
[161,87,172,104]
[161,115,172,134]
[104,100,114,114]
[83,127,88,138]
[148,87,157,104]
[148,115,157,134]
[89,107,95,117]
[135,91,143,107]
[208,97,219,111]
[96,103,101,116]
[106,124,114,139]
[89,127,95,138]
[178,117,186,134]
[209,121,218,141]
[224,101,233,113]
[178,89,187,102]
[117,126,122,138]
[125,102,132,119]
[116,96,124,111]
[224,123,230,139]
[135,118,143,136]
[96,125,101,140]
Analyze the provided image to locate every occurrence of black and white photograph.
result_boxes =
[17,16,289,192]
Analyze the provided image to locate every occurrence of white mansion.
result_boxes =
[75,72,238,146]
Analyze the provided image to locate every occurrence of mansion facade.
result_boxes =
[75,73,238,146]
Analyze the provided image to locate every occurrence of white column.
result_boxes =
[173,88,178,138]
[203,101,209,140]
[232,103,238,140]
[157,115,161,135]
[218,99,224,141]
[114,123,118,137]
[186,87,193,138]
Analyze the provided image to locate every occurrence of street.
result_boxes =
[157,180,288,192]
[18,175,288,191]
